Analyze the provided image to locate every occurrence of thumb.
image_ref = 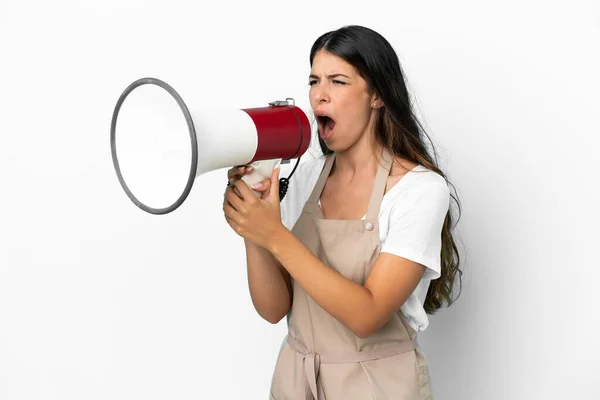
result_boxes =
[269,167,280,202]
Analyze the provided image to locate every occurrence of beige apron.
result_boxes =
[269,148,432,400]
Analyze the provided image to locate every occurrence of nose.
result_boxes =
[311,84,330,106]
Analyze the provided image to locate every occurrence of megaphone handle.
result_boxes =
[240,158,282,198]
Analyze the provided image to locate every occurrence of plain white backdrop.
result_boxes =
[1,1,599,399]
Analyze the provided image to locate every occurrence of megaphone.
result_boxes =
[110,77,312,215]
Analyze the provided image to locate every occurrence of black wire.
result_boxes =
[279,156,301,202]
[278,104,305,202]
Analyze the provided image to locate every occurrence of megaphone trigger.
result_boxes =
[239,158,281,198]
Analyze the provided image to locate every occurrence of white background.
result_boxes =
[1,1,599,399]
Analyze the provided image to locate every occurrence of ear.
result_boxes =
[371,93,384,109]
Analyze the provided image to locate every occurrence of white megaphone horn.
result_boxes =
[110,77,312,215]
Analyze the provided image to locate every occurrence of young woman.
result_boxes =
[223,25,462,400]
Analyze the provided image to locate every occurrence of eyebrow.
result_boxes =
[309,73,351,80]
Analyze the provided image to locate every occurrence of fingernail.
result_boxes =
[251,182,261,189]
[238,166,245,171]
[247,166,253,171]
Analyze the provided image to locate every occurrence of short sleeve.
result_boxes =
[380,182,450,280]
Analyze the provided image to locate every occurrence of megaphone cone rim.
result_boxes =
[110,77,198,215]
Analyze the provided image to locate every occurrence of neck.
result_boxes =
[331,134,383,181]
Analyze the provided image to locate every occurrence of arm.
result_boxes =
[266,181,449,337]
[267,229,425,338]
[245,238,292,324]
[224,166,292,324]
[225,166,448,337]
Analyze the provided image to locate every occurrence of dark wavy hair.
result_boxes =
[309,25,463,314]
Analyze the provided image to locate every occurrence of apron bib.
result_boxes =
[270,148,432,400]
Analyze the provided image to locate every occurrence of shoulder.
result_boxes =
[383,164,450,215]
[408,166,449,194]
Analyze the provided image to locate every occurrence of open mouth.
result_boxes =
[317,115,336,140]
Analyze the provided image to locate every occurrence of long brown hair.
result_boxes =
[310,25,463,313]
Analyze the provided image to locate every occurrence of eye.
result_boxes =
[332,80,347,85]
[308,80,318,86]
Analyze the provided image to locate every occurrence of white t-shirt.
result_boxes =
[279,155,450,332]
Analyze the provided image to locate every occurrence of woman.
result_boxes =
[223,25,462,400]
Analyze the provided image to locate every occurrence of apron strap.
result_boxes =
[365,147,394,221]
[307,153,336,205]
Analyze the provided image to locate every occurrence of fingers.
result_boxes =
[227,165,257,200]
[269,168,280,200]
[226,165,253,201]
[233,177,258,201]
[223,200,236,220]
[230,184,243,198]
[248,177,271,192]
[227,165,254,181]
[223,201,243,231]
[224,185,245,212]
[223,191,243,219]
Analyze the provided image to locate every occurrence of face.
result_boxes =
[309,50,380,150]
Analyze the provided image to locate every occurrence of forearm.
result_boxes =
[245,239,292,324]
[268,228,376,337]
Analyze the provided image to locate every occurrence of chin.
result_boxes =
[324,136,363,154]
[320,137,341,151]
[324,143,351,155]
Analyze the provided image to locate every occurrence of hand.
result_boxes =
[225,165,273,201]
[223,166,284,249]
